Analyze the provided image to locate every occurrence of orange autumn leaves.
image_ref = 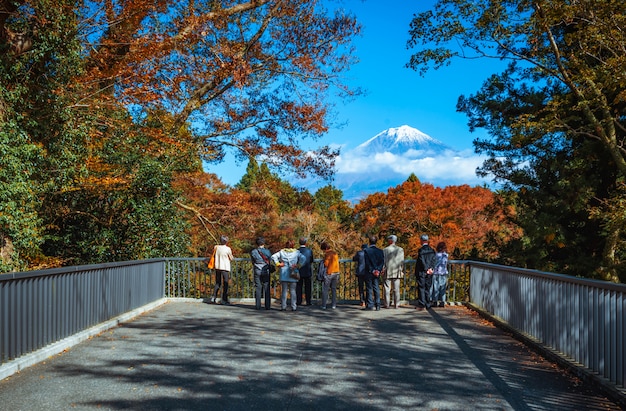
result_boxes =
[354,176,521,259]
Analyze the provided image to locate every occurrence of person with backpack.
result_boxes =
[352,244,368,307]
[272,240,306,311]
[250,237,273,310]
[415,234,437,310]
[363,235,384,311]
[320,241,340,310]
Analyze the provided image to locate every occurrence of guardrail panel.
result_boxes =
[468,261,626,390]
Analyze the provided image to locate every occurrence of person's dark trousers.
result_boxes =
[254,272,264,309]
[296,276,312,305]
[213,269,230,303]
[262,279,271,309]
[357,276,366,305]
[365,275,380,309]
[417,271,432,308]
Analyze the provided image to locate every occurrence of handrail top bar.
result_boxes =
[3,258,624,293]
[467,260,626,292]
[0,258,167,282]
[0,257,456,281]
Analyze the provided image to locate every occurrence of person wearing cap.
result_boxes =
[211,235,234,305]
[383,234,404,309]
[415,234,436,310]
[250,237,273,310]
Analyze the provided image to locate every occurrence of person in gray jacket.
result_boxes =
[383,235,404,309]
[272,240,306,311]
[250,237,272,310]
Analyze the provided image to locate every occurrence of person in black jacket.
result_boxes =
[415,234,437,310]
[352,244,368,307]
[296,237,314,306]
[363,235,385,311]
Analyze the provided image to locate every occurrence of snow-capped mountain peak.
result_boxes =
[354,125,449,155]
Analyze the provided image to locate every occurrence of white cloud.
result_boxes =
[335,149,490,186]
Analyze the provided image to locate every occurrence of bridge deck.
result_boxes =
[0,300,621,410]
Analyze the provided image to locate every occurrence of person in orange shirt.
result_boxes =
[320,241,340,309]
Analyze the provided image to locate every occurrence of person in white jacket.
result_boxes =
[211,235,234,305]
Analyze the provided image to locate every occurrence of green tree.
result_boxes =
[407,0,626,281]
[313,184,353,225]
[1,0,86,269]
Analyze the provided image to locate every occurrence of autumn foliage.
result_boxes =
[0,0,524,272]
[354,175,521,259]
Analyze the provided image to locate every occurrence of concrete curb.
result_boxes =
[0,298,169,381]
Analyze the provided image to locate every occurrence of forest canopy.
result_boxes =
[1,0,624,283]
[0,0,361,270]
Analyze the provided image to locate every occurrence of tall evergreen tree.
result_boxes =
[407,0,626,281]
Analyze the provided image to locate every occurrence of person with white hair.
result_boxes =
[415,234,436,310]
[383,234,404,309]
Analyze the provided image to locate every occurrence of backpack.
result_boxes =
[316,260,326,281]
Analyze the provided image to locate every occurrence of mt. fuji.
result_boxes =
[353,125,451,156]
[329,124,489,201]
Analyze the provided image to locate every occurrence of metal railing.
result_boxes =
[0,259,165,367]
[2,257,625,392]
[469,261,626,389]
[165,258,471,303]
[0,257,468,372]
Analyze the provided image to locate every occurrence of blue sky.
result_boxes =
[207,0,502,190]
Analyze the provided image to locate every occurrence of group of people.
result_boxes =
[209,234,450,311]
[351,234,448,310]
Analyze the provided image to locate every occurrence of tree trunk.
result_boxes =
[599,225,621,283]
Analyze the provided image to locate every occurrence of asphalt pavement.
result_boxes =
[0,299,623,411]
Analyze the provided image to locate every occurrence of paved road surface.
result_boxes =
[0,300,622,410]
